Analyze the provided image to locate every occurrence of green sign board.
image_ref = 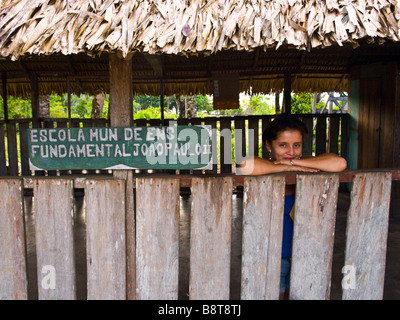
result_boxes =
[28,125,212,171]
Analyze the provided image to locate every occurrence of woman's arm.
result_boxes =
[273,153,347,173]
[237,156,320,175]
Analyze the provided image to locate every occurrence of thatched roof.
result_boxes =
[1,0,400,96]
[1,0,399,58]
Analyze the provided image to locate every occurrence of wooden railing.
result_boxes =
[0,113,349,176]
[0,169,396,300]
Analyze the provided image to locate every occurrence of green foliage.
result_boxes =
[0,91,330,120]
[134,106,176,120]
[290,93,324,114]
[0,96,32,119]
[195,95,213,112]
[248,94,274,114]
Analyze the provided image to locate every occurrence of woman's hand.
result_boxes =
[237,156,320,175]
[284,164,320,172]
[274,153,347,173]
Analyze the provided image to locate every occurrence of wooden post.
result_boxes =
[2,73,8,121]
[283,72,291,114]
[29,73,40,129]
[67,77,72,127]
[160,78,165,125]
[109,53,133,127]
[109,52,136,299]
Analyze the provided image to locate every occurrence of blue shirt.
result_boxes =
[282,193,295,259]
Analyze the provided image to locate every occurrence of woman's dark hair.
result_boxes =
[262,113,308,144]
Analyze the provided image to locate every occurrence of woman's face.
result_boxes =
[266,129,303,161]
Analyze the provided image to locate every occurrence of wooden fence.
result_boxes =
[0,169,395,300]
[0,113,349,176]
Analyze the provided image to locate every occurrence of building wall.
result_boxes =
[349,62,399,169]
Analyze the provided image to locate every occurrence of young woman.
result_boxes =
[238,113,347,299]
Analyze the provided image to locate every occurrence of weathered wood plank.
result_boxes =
[189,177,232,300]
[342,172,392,300]
[34,179,75,299]
[85,179,126,300]
[0,179,27,299]
[290,173,339,300]
[135,177,180,300]
[241,175,285,300]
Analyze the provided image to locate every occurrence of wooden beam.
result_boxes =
[283,72,291,113]
[1,73,8,121]
[143,54,165,124]
[143,54,165,78]
[109,53,133,127]
[109,52,135,299]
[29,73,39,128]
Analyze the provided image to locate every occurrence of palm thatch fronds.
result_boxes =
[0,0,399,60]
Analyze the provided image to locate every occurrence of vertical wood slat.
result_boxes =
[6,122,18,175]
[342,172,392,300]
[34,179,75,300]
[189,177,232,299]
[219,119,232,173]
[315,116,327,156]
[241,175,285,300]
[290,173,339,300]
[0,124,7,175]
[261,117,271,160]
[340,114,349,160]
[191,118,205,175]
[19,122,30,176]
[85,179,126,300]
[248,117,259,158]
[302,116,313,156]
[329,117,340,154]
[234,118,246,165]
[207,119,218,174]
[0,179,27,299]
[135,177,180,300]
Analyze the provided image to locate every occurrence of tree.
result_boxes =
[290,93,325,114]
[91,92,105,119]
